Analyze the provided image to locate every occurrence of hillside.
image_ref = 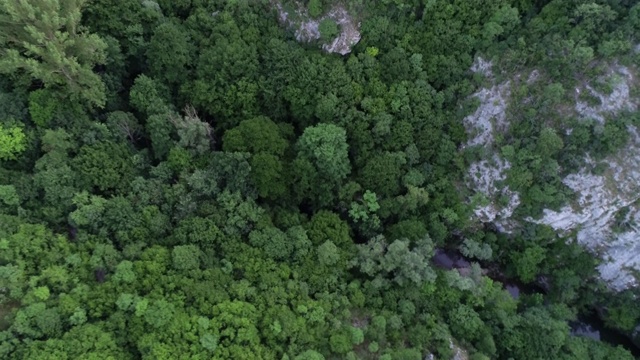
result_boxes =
[1,0,640,359]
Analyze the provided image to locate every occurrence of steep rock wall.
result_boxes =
[465,58,640,290]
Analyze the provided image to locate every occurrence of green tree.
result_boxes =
[294,123,351,205]
[319,19,339,41]
[113,260,136,284]
[172,217,223,248]
[12,302,62,338]
[348,190,380,223]
[146,21,193,86]
[129,74,170,117]
[144,299,175,328]
[0,125,26,161]
[73,141,134,192]
[351,235,436,288]
[329,328,352,354]
[295,350,325,360]
[0,0,107,107]
[186,34,260,125]
[33,129,79,222]
[249,153,286,200]
[146,112,175,160]
[0,185,19,206]
[306,211,352,249]
[502,307,569,360]
[460,238,493,261]
[172,245,202,271]
[209,300,269,358]
[448,305,485,341]
[28,89,59,127]
[222,116,287,156]
[297,123,350,181]
[106,111,143,144]
[317,240,340,266]
[172,106,213,156]
[248,227,293,261]
[359,152,406,197]
[68,191,106,229]
[307,0,323,18]
[511,245,546,283]
[536,128,564,158]
[17,323,127,359]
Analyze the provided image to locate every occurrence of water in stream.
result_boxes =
[431,249,470,269]
[570,314,640,357]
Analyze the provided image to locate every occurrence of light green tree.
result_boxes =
[317,240,340,266]
[297,124,351,181]
[113,260,136,284]
[295,350,325,360]
[172,106,213,156]
[0,125,26,160]
[0,184,20,206]
[351,235,436,288]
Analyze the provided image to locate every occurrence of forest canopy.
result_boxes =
[1,0,640,359]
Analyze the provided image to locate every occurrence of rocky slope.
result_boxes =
[464,60,520,232]
[466,58,640,290]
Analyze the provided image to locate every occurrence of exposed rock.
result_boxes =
[531,63,640,290]
[464,57,640,290]
[272,1,361,55]
[533,127,640,290]
[449,339,469,360]
[464,58,520,230]
[463,84,510,147]
[320,7,361,55]
[527,69,540,84]
[575,64,637,123]
[468,156,520,230]
[470,57,493,77]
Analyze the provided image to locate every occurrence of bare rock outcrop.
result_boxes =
[272,1,361,55]
[465,58,640,290]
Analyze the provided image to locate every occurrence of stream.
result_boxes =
[431,249,640,356]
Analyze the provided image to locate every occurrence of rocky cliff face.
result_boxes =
[466,58,640,291]
[532,127,640,290]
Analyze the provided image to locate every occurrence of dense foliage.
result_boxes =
[1,0,640,359]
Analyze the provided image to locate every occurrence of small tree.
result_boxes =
[28,89,59,127]
[319,19,339,41]
[308,0,323,18]
[0,124,26,160]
